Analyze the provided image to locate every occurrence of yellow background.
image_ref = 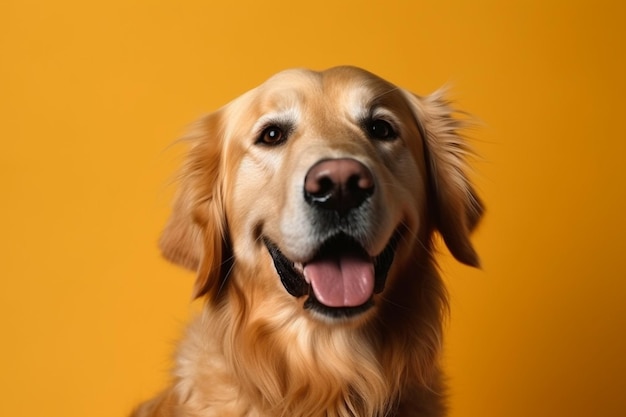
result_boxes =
[2,1,625,416]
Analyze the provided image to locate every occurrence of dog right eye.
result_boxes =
[257,126,287,146]
[366,119,398,141]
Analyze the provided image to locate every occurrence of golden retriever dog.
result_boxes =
[132,66,483,417]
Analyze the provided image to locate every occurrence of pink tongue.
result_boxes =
[303,253,375,307]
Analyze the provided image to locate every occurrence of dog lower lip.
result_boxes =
[304,294,374,318]
[263,232,399,317]
[264,238,308,298]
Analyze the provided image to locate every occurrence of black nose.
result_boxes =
[304,158,375,216]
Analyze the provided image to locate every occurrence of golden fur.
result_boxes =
[132,66,483,417]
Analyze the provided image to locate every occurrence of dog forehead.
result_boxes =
[239,67,401,122]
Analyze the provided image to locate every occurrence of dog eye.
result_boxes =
[257,126,287,146]
[366,119,398,140]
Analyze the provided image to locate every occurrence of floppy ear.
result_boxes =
[403,89,484,267]
[159,112,231,299]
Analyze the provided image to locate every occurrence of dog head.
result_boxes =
[159,66,483,321]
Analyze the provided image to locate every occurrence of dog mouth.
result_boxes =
[264,233,399,318]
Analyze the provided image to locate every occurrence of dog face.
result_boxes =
[160,66,482,323]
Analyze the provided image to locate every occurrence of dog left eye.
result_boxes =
[257,126,287,146]
[366,119,398,140]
